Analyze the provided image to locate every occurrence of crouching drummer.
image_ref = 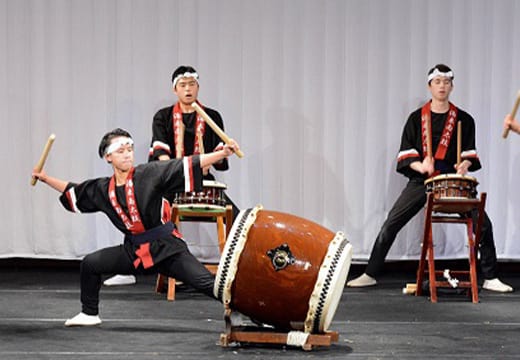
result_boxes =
[32,128,240,326]
[347,64,512,293]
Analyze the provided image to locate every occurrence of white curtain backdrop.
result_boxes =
[1,0,520,263]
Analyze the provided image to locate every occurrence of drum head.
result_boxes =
[202,180,227,189]
[305,234,352,333]
[425,173,478,186]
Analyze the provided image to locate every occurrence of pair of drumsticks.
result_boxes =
[31,103,244,186]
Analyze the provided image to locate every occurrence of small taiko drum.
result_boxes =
[214,205,352,334]
[424,174,479,213]
[173,180,227,210]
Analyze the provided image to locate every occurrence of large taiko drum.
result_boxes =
[173,180,227,210]
[424,174,479,213]
[214,205,352,333]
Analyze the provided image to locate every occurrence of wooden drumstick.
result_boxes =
[502,90,520,139]
[457,121,461,166]
[191,102,244,158]
[31,134,56,186]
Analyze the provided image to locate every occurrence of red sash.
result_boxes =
[172,101,206,158]
[109,168,154,269]
[108,168,145,235]
[421,101,458,160]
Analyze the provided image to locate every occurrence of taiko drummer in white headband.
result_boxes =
[104,137,134,156]
[427,67,454,83]
[172,71,199,89]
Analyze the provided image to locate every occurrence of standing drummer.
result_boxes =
[104,65,240,286]
[347,64,513,293]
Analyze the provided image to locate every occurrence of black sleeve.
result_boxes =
[396,110,423,178]
[58,178,106,213]
[459,110,482,172]
[148,107,173,162]
[142,156,204,196]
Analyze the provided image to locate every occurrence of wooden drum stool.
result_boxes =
[155,204,233,300]
[415,192,487,303]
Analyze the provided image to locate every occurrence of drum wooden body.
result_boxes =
[214,206,352,333]
[173,180,226,210]
[424,174,479,213]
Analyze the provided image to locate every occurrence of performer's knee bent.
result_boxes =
[81,252,105,275]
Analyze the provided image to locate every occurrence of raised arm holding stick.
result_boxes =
[31,134,56,186]
[502,90,520,138]
[191,102,244,158]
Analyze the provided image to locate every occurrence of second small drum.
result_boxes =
[173,180,227,210]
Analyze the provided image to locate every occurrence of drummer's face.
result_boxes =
[429,76,453,102]
[105,138,134,171]
[174,77,199,105]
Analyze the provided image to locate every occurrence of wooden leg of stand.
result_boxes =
[225,204,233,228]
[155,273,176,301]
[167,277,176,301]
[466,220,478,303]
[417,194,433,297]
[427,224,437,303]
[470,192,486,304]
[217,216,226,253]
[155,273,166,294]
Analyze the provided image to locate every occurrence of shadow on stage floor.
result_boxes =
[0,260,519,359]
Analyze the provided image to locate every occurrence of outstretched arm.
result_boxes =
[504,114,520,134]
[31,168,68,193]
[199,139,240,169]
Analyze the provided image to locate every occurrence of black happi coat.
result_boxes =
[148,105,229,172]
[59,157,203,267]
[396,105,482,180]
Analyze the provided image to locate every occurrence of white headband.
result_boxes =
[105,137,134,156]
[172,72,199,88]
[428,68,454,82]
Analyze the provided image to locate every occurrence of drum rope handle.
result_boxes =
[286,331,310,347]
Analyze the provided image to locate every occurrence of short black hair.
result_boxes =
[98,128,132,158]
[171,65,197,85]
[427,64,454,85]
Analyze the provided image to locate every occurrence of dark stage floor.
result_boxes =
[0,262,519,359]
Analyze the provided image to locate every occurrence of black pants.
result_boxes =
[365,179,498,279]
[79,244,215,315]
